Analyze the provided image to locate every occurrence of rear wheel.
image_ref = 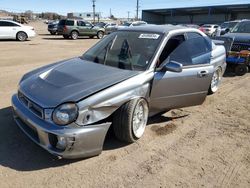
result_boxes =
[97,31,104,39]
[208,67,222,94]
[16,31,27,41]
[235,64,248,76]
[113,98,149,143]
[70,31,79,40]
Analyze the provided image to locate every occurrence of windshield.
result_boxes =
[231,21,250,33]
[221,22,238,29]
[81,31,162,71]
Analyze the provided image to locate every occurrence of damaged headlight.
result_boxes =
[52,103,78,125]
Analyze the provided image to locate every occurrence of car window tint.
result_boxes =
[158,35,186,66]
[66,20,74,26]
[58,20,66,25]
[77,21,85,26]
[186,32,212,58]
[85,22,92,27]
[167,33,212,66]
[0,21,19,27]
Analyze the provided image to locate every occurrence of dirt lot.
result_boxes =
[0,21,249,188]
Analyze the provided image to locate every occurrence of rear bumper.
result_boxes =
[11,94,111,159]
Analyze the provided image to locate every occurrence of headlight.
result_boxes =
[52,103,78,125]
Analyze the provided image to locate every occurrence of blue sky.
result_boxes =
[0,0,249,18]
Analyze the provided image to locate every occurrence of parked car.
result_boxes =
[118,21,147,29]
[48,22,58,35]
[57,19,105,39]
[0,20,36,41]
[199,24,219,36]
[104,23,118,34]
[95,22,106,28]
[219,20,240,35]
[222,20,250,75]
[180,24,200,29]
[12,25,226,159]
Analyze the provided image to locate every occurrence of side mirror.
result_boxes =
[225,28,230,33]
[157,60,183,73]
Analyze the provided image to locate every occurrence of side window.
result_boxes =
[85,22,92,27]
[158,32,212,67]
[66,20,74,26]
[0,21,19,27]
[158,34,189,66]
[186,32,212,58]
[77,21,85,26]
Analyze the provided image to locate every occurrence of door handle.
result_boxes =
[198,70,209,78]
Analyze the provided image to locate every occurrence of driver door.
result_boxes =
[150,32,213,113]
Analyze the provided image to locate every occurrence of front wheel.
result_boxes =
[97,31,104,39]
[208,67,222,94]
[113,98,149,143]
[16,31,28,41]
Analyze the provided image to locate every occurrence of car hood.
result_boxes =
[20,57,139,108]
[223,33,250,43]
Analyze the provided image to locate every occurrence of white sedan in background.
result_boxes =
[0,20,36,41]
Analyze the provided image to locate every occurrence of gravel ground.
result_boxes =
[0,21,249,188]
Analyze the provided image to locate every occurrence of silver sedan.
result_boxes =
[12,25,226,159]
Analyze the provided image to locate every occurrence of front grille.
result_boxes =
[18,91,44,119]
[231,43,250,52]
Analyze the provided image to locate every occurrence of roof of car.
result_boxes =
[118,24,187,34]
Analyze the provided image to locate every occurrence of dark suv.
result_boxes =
[224,20,250,52]
[57,19,105,40]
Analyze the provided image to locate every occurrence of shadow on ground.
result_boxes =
[42,37,94,41]
[0,106,177,171]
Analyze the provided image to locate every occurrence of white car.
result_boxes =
[0,20,36,41]
[118,21,147,29]
[200,24,219,36]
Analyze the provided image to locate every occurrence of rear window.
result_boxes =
[58,20,74,26]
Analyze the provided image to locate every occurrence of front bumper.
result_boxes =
[48,28,57,32]
[11,94,111,159]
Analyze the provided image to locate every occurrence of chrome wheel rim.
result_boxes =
[72,32,78,39]
[211,69,221,92]
[132,100,148,138]
[18,32,26,41]
[98,32,103,39]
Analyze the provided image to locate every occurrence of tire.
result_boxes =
[70,31,79,40]
[16,31,28,41]
[235,64,248,76]
[63,35,69,39]
[97,31,104,39]
[208,67,222,95]
[113,98,149,143]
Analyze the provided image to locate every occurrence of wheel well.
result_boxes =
[71,30,79,34]
[16,31,27,38]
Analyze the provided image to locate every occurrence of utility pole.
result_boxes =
[92,0,96,23]
[127,11,130,21]
[136,0,139,20]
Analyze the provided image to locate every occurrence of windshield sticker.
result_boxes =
[139,34,160,39]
